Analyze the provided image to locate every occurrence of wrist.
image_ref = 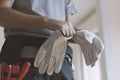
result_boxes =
[45,19,61,30]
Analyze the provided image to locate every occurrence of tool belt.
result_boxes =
[0,35,47,64]
[0,35,74,80]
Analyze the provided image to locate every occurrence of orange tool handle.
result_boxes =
[5,64,12,80]
[17,62,31,80]
[1,63,6,80]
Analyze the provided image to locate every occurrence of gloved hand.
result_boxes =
[34,30,72,75]
[72,29,104,67]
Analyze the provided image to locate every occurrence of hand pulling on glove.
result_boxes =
[34,30,72,75]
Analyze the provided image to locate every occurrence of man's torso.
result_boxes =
[5,0,67,38]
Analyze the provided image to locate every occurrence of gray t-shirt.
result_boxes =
[5,0,77,38]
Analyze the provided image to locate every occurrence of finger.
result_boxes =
[54,59,64,73]
[61,29,66,36]
[34,47,46,67]
[71,26,76,34]
[38,59,48,74]
[64,23,69,36]
[61,24,66,35]
[68,23,73,36]
[61,25,68,36]
[47,57,56,75]
[69,23,76,35]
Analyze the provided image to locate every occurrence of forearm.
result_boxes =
[0,7,60,30]
[65,14,72,23]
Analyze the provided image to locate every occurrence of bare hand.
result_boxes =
[54,21,76,36]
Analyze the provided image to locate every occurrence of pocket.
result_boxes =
[60,58,74,80]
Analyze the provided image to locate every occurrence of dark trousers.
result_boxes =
[0,35,74,80]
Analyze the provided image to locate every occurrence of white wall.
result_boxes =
[98,0,120,80]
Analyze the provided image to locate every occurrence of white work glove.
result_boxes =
[72,29,104,67]
[34,30,72,75]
